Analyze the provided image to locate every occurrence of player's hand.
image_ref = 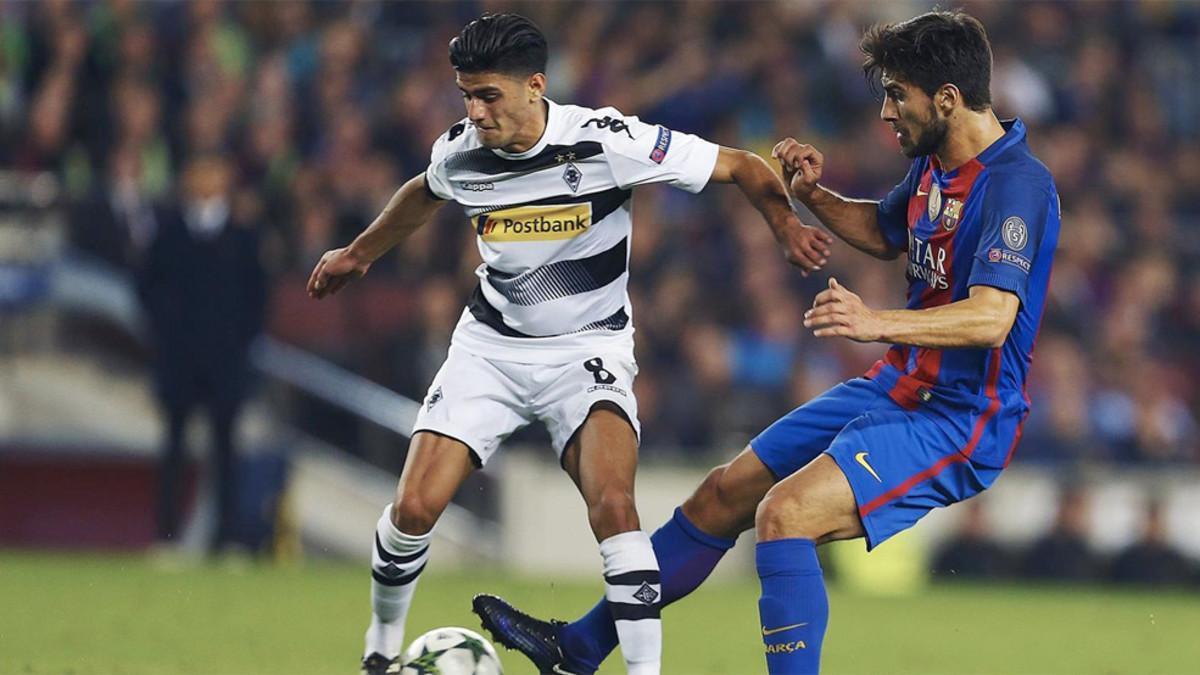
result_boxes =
[307,246,371,299]
[804,277,883,342]
[778,220,834,276]
[771,138,823,202]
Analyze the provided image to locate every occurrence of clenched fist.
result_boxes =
[772,138,825,202]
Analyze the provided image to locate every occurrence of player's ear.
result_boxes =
[937,84,960,115]
[527,72,546,101]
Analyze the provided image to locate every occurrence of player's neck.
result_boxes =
[502,99,550,154]
[935,110,1005,172]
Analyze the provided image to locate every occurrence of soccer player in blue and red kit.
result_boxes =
[474,10,1060,674]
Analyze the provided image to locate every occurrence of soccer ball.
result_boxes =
[400,626,503,675]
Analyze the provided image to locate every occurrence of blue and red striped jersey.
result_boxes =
[866,119,1059,465]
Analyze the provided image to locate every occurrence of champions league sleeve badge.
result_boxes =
[650,126,672,164]
[1002,216,1028,250]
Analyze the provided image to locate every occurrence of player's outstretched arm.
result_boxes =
[709,147,834,277]
[772,138,900,260]
[308,172,445,299]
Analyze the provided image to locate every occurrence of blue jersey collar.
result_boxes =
[933,117,1026,180]
[977,118,1026,165]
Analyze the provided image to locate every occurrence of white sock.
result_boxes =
[363,504,431,660]
[601,530,662,675]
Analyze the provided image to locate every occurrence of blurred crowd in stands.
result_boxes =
[933,489,1200,587]
[5,0,1200,473]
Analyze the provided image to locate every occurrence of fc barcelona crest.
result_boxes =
[927,183,943,222]
[942,198,963,231]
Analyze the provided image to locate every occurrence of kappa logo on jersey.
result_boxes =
[427,386,443,411]
[581,115,634,139]
[650,127,672,164]
[475,203,593,242]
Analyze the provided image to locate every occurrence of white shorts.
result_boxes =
[412,346,640,466]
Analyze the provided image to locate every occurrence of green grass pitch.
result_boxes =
[1,551,1196,674]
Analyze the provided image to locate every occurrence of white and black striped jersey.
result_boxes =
[425,98,719,363]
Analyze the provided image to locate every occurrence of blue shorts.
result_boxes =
[750,378,1007,550]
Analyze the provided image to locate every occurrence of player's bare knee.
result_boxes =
[754,493,785,540]
[391,493,438,535]
[587,488,639,539]
[755,491,823,542]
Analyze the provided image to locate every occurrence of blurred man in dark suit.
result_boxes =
[137,155,266,553]
[69,144,157,270]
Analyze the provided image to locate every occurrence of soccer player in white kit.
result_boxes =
[308,13,832,675]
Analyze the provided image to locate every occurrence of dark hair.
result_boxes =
[448,13,547,77]
[860,10,993,111]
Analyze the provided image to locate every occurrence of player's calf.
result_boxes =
[681,448,776,539]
